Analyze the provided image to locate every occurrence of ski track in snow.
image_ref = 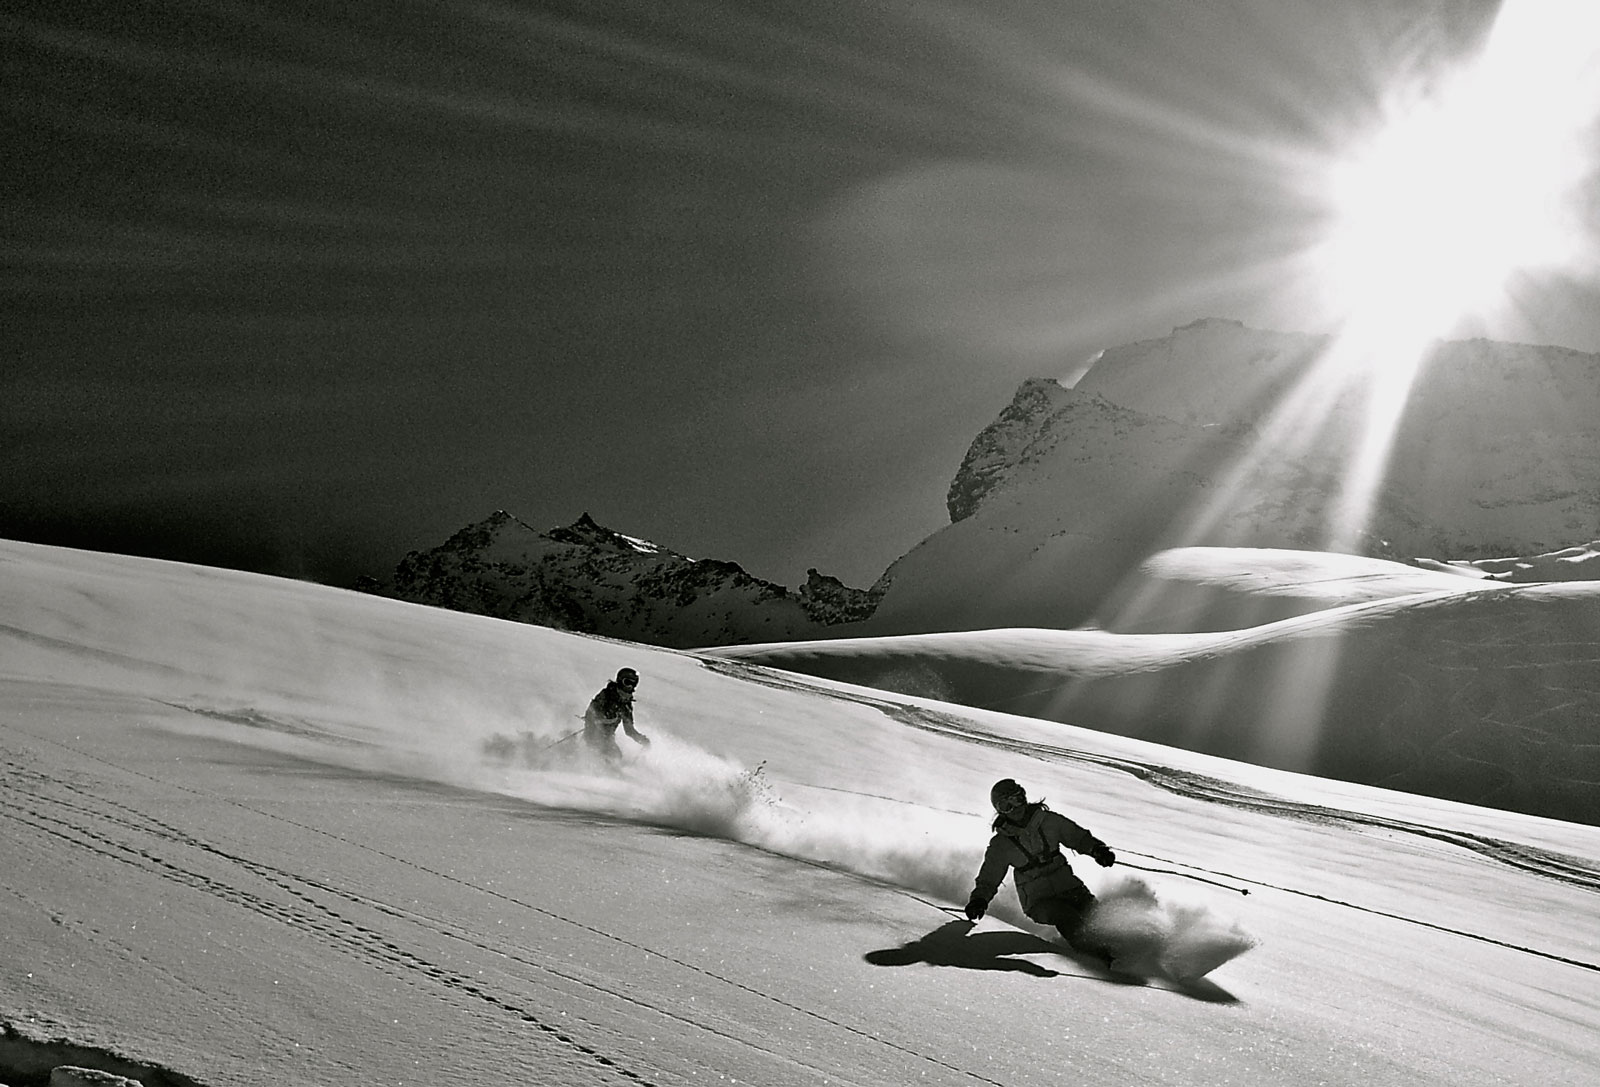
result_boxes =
[700,658,1600,893]
[0,732,1011,1087]
[16,639,1594,1087]
[88,656,1600,989]
[0,750,665,1086]
[128,691,1261,998]
[397,686,1258,990]
[698,657,1600,975]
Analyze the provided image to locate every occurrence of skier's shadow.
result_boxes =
[864,920,1066,978]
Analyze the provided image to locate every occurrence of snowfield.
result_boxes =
[718,546,1600,827]
[3,538,1598,1086]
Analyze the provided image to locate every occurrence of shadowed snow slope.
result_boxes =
[719,548,1600,826]
[3,538,1598,1086]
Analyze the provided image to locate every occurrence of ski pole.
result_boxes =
[898,890,971,919]
[539,728,584,752]
[1117,860,1250,895]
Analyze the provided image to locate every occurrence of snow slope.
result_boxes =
[3,539,1598,1085]
[720,547,1600,827]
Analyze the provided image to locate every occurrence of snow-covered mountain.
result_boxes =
[865,318,1600,634]
[378,510,882,649]
[375,322,1600,647]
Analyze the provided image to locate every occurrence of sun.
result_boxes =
[1322,90,1565,340]
[1314,1,1600,345]
[1186,2,1600,557]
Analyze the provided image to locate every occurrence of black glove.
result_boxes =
[964,896,987,921]
[1091,844,1116,868]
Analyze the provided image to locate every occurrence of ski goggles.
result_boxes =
[993,788,1027,814]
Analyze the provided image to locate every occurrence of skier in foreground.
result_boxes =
[965,778,1120,966]
[583,667,651,762]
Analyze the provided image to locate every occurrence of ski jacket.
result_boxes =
[970,804,1106,921]
[584,681,638,740]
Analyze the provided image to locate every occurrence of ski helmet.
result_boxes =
[616,667,640,690]
[990,778,1026,811]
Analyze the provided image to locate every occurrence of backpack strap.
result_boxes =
[998,808,1060,872]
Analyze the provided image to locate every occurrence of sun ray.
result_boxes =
[1313,2,1600,349]
[1068,3,1600,767]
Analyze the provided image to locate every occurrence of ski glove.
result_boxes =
[964,896,987,921]
[1090,844,1116,868]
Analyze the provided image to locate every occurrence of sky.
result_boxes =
[7,0,1599,590]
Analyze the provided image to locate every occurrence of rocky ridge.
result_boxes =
[381,511,881,649]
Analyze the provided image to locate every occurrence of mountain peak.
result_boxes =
[548,512,670,557]
[434,510,537,553]
[383,513,882,647]
[875,322,1600,637]
[1174,316,1246,332]
[946,380,1079,522]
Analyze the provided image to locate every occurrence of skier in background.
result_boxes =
[965,778,1119,965]
[583,667,651,762]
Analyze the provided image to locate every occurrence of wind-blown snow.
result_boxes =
[3,539,1598,1086]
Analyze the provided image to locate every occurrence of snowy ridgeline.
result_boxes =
[373,510,885,648]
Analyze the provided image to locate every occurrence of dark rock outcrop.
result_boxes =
[946,378,1074,523]
[796,569,882,625]
[380,512,881,649]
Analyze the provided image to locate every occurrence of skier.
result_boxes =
[965,778,1119,965]
[583,667,650,762]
